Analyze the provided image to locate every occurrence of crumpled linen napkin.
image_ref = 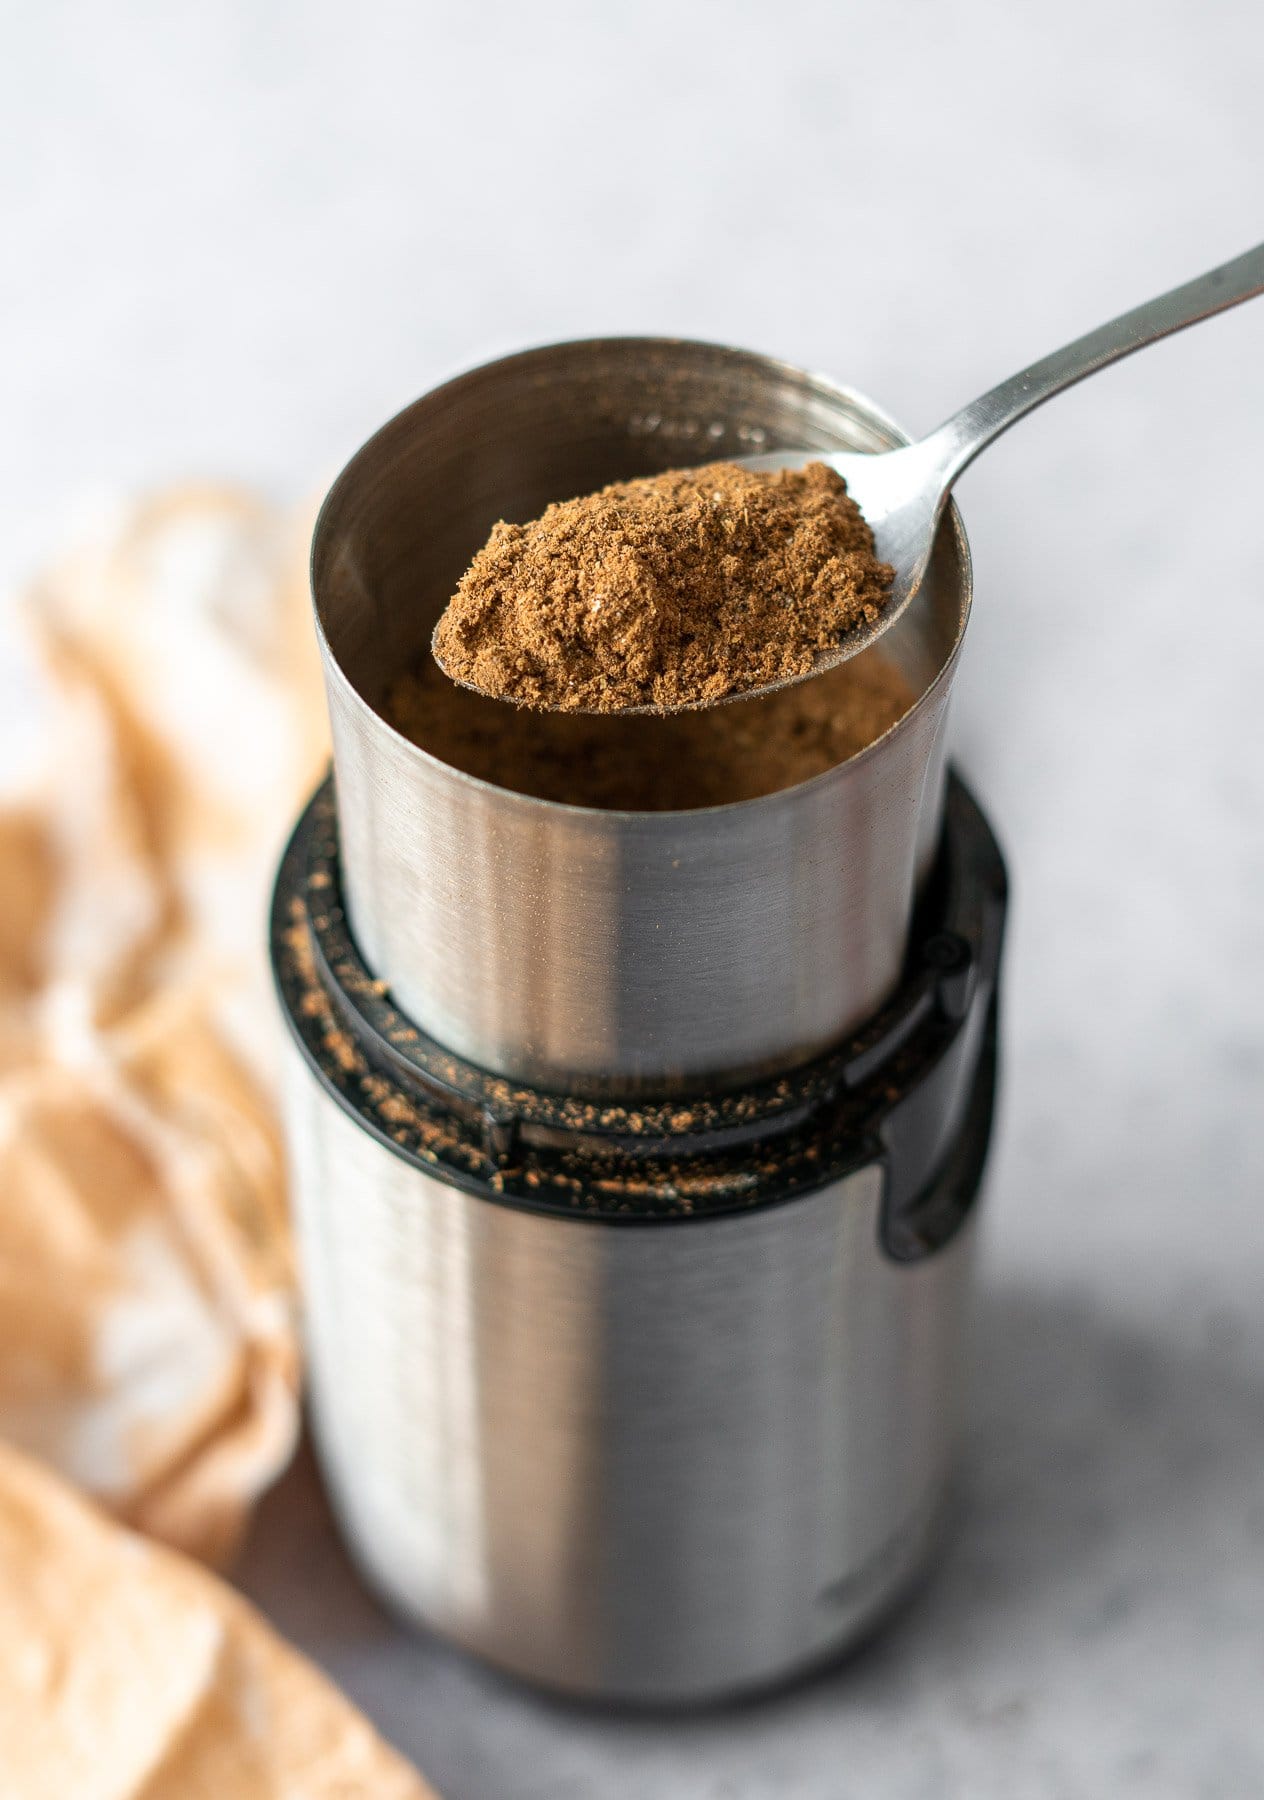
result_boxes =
[0,1439,434,1799]
[0,483,442,1794]
[0,485,326,1564]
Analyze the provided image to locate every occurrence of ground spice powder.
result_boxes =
[431,460,894,713]
[386,646,915,811]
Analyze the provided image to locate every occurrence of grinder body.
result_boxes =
[275,340,1005,1702]
[273,776,1004,1702]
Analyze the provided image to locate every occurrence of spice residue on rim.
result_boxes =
[431,460,895,713]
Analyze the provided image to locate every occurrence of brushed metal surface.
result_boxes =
[311,339,971,1093]
[283,1036,978,1703]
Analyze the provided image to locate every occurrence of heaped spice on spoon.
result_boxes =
[432,460,895,712]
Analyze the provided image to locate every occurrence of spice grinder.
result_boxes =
[272,339,1007,1702]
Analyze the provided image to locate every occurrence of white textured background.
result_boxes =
[5,2,1264,1794]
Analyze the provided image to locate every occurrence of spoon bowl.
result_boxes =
[722,437,947,692]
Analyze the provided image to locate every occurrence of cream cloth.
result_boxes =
[0,488,442,1791]
[0,486,326,1564]
[0,1439,433,1798]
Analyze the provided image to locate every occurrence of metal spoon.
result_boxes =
[435,241,1264,713]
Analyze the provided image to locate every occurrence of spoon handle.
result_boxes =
[921,240,1264,488]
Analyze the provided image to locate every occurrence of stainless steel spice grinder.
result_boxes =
[272,339,1007,1702]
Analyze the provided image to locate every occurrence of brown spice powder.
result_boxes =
[432,460,894,713]
[386,646,916,812]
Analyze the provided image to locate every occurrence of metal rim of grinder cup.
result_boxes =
[275,338,1008,1703]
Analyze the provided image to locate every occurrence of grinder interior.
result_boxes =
[313,338,967,811]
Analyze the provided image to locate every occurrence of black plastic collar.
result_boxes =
[271,773,1006,1252]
